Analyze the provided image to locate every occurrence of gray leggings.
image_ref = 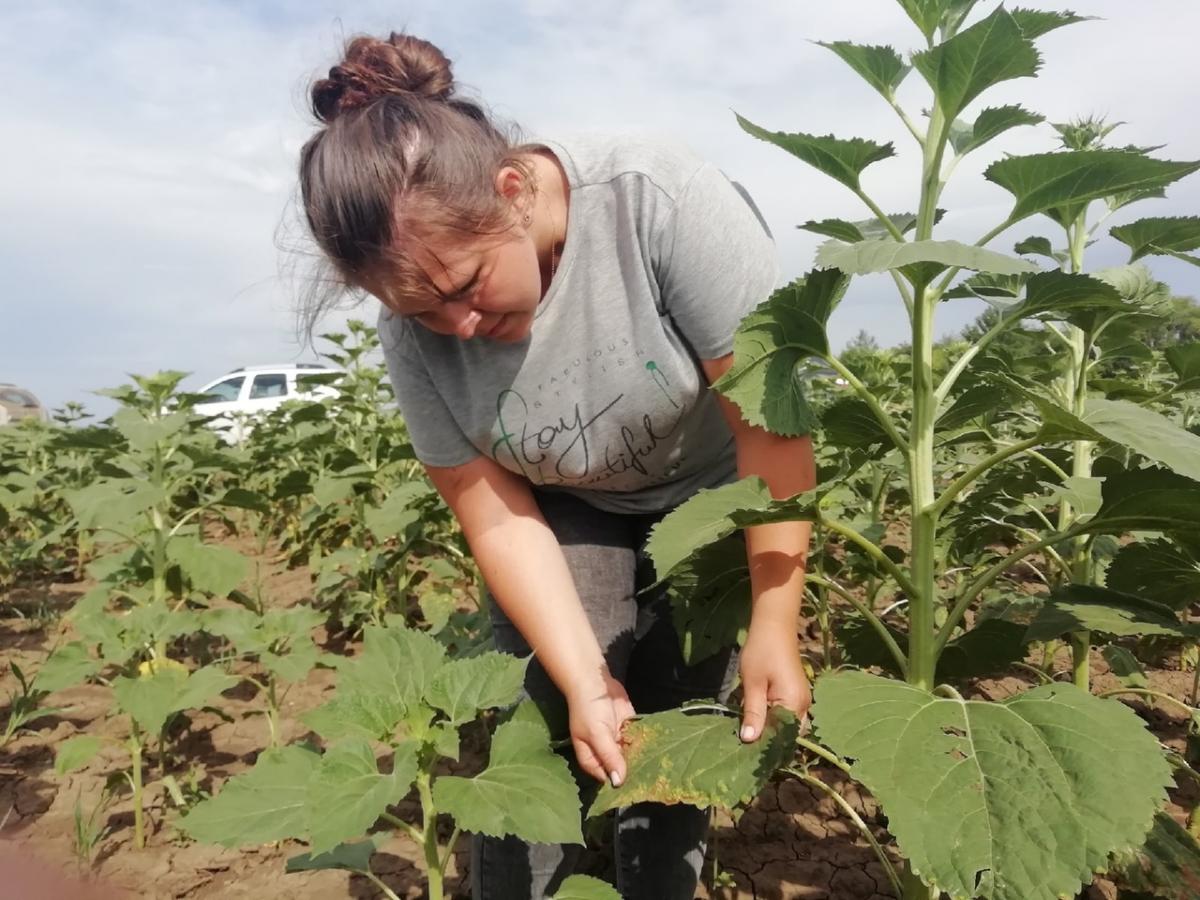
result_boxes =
[470,488,738,900]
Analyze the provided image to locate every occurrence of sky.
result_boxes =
[3,0,1199,416]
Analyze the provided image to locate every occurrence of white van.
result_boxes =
[193,363,342,442]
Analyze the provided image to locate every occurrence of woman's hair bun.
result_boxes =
[311,32,454,123]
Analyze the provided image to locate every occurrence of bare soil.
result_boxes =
[1,545,1194,900]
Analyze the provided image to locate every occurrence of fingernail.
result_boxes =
[609,771,622,788]
[741,725,755,741]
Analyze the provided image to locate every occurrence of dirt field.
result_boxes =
[1,542,1192,899]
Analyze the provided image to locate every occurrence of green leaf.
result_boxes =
[36,642,101,693]
[1101,645,1148,689]
[816,239,1037,278]
[838,616,1028,681]
[912,8,1040,126]
[818,42,909,99]
[1166,343,1200,392]
[1109,810,1200,900]
[713,270,845,436]
[986,151,1200,225]
[896,0,956,40]
[363,484,429,543]
[1080,399,1200,482]
[426,653,529,726]
[1107,539,1200,611]
[434,720,583,845]
[65,480,166,531]
[589,708,798,816]
[1014,236,1057,260]
[302,692,405,743]
[1024,584,1191,642]
[339,624,447,719]
[182,744,321,846]
[823,396,900,454]
[113,666,237,735]
[550,874,622,900]
[417,589,456,634]
[813,671,1171,900]
[55,735,103,775]
[167,538,249,597]
[667,535,750,666]
[286,836,383,874]
[112,409,190,451]
[286,836,384,874]
[1010,8,1093,40]
[305,741,419,855]
[950,105,1044,157]
[645,478,818,581]
[211,488,270,513]
[798,218,865,243]
[1111,216,1200,268]
[1086,468,1200,536]
[262,641,321,685]
[1009,270,1125,321]
[736,114,895,192]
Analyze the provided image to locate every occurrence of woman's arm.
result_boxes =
[701,354,816,741]
[424,456,632,785]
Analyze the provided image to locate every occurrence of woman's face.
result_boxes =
[411,229,543,342]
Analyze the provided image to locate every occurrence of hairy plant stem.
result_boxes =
[129,729,145,849]
[416,772,445,900]
[1097,688,1197,720]
[1062,213,1097,691]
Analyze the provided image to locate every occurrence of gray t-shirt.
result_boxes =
[378,133,781,514]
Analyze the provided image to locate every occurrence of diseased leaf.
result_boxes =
[1107,540,1200,612]
[950,105,1044,157]
[667,535,750,666]
[550,874,622,900]
[1111,216,1200,268]
[986,151,1200,225]
[426,653,529,726]
[434,720,582,845]
[713,271,844,437]
[305,741,418,855]
[736,115,895,191]
[589,708,799,816]
[816,239,1037,278]
[813,671,1171,900]
[1109,810,1200,900]
[818,42,910,99]
[55,735,103,775]
[912,8,1040,125]
[181,744,321,847]
[1024,584,1192,642]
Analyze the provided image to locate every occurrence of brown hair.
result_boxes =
[296,32,538,334]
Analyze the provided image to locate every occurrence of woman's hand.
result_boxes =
[566,669,636,786]
[738,621,811,742]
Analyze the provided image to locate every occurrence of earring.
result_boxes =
[523,212,532,226]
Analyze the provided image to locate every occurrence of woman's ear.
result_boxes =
[494,164,531,209]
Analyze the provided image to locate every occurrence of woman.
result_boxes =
[298,32,815,900]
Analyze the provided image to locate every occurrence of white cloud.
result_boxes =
[2,0,1198,413]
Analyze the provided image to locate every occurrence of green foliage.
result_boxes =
[550,875,622,900]
[814,671,1172,900]
[1109,811,1200,900]
[1111,217,1200,268]
[735,115,895,191]
[1024,585,1195,642]
[434,719,582,844]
